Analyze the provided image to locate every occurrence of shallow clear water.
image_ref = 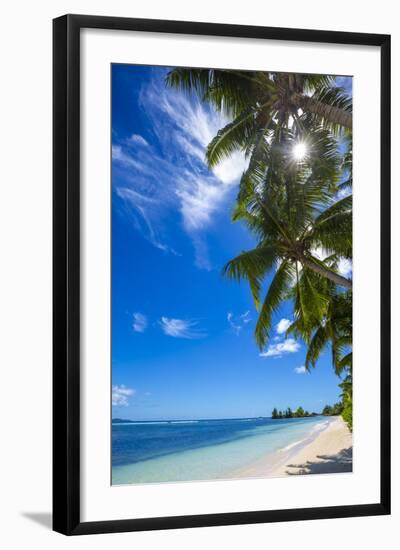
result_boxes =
[112,416,333,485]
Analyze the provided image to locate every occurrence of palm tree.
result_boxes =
[285,407,293,418]
[168,67,352,278]
[294,406,305,418]
[288,285,352,374]
[236,116,343,215]
[322,405,333,415]
[223,137,352,348]
[166,69,352,133]
[166,69,352,179]
[286,269,352,427]
[167,67,352,416]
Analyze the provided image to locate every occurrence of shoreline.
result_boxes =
[112,416,352,484]
[230,417,352,479]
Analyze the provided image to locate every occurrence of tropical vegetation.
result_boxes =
[167,68,353,430]
[322,402,343,416]
[271,406,316,419]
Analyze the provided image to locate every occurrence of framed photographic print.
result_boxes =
[53,14,391,535]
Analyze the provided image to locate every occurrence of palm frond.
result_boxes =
[314,195,352,225]
[166,68,271,117]
[255,260,293,348]
[293,268,330,334]
[223,245,278,308]
[302,84,352,134]
[206,94,279,167]
[206,106,259,167]
[305,324,330,369]
[236,119,275,205]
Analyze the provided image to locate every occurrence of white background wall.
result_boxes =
[0,0,398,548]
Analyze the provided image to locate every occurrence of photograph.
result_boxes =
[111,64,353,485]
[0,1,393,544]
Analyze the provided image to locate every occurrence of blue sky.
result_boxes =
[111,65,351,420]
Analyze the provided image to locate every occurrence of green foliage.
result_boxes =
[220,123,352,351]
[166,69,352,133]
[223,244,278,309]
[302,289,352,375]
[322,404,333,416]
[332,402,344,415]
[341,401,352,430]
[294,406,305,418]
[229,183,352,350]
[322,401,345,416]
[285,407,293,418]
[339,374,353,430]
[255,260,294,348]
[271,406,312,419]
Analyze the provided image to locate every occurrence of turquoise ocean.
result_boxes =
[112,415,334,485]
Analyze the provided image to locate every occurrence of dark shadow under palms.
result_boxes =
[285,447,352,475]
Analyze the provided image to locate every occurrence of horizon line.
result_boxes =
[112,413,324,423]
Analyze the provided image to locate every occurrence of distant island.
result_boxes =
[271,407,315,419]
[271,402,344,420]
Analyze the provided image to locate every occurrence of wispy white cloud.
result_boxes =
[152,86,247,211]
[127,133,149,147]
[136,76,247,268]
[115,187,176,254]
[112,145,149,173]
[311,246,329,262]
[190,234,212,271]
[276,318,291,335]
[260,338,301,358]
[132,312,147,333]
[294,365,307,374]
[175,133,205,163]
[338,258,352,277]
[176,171,223,232]
[112,72,249,269]
[159,317,207,339]
[116,186,156,206]
[212,152,248,185]
[311,247,352,279]
[112,385,136,407]
[227,311,252,335]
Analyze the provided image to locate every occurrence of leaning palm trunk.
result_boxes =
[301,256,352,289]
[291,93,352,129]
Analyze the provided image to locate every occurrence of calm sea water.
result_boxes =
[112,416,332,485]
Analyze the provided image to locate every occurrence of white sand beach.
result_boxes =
[230,417,352,479]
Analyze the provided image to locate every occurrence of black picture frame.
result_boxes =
[53,14,391,536]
